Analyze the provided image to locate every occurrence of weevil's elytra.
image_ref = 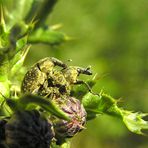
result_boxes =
[38,70,70,97]
[21,65,47,93]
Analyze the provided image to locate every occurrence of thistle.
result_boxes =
[0,118,7,145]
[0,1,148,148]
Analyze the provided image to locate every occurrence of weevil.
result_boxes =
[21,57,67,94]
[39,65,93,96]
[21,57,94,98]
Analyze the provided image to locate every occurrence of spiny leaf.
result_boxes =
[8,21,35,71]
[0,6,10,48]
[82,92,101,111]
[0,75,11,116]
[0,5,6,32]
[5,94,70,120]
[25,0,58,28]
[100,94,148,135]
[10,45,30,77]
[82,92,148,135]
[121,111,148,135]
[0,56,10,108]
[5,0,34,28]
[28,27,69,45]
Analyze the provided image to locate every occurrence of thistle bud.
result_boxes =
[0,119,7,141]
[52,97,87,144]
[5,110,54,148]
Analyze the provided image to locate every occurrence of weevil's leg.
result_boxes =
[50,57,67,68]
[74,80,99,96]
[74,80,92,92]
[31,86,40,94]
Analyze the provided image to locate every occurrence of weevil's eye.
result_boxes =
[77,68,81,73]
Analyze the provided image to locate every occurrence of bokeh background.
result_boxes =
[26,0,148,147]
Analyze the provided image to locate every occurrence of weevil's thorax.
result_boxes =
[38,57,55,74]
[62,66,79,84]
[52,70,67,86]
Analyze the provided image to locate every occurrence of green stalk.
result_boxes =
[6,94,70,120]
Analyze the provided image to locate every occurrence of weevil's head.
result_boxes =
[62,66,92,84]
[37,57,55,73]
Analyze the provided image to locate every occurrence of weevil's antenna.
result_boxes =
[86,65,91,70]
[61,59,72,70]
[65,59,72,65]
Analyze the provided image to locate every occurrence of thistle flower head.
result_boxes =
[0,119,7,141]
[5,110,54,148]
[52,97,87,144]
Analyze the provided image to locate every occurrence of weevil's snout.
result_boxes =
[84,66,92,75]
[77,66,92,75]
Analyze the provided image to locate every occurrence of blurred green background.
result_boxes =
[26,0,148,147]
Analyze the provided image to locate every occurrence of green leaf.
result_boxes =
[121,111,148,135]
[10,45,30,77]
[0,30,9,48]
[82,92,148,135]
[4,0,34,28]
[82,92,103,120]
[61,142,71,148]
[8,21,34,72]
[0,55,10,103]
[28,27,68,45]
[82,92,101,111]
[0,6,10,49]
[0,76,10,96]
[0,75,11,116]
[98,93,119,115]
[25,0,58,27]
[51,141,71,148]
[15,94,70,120]
[100,94,148,135]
